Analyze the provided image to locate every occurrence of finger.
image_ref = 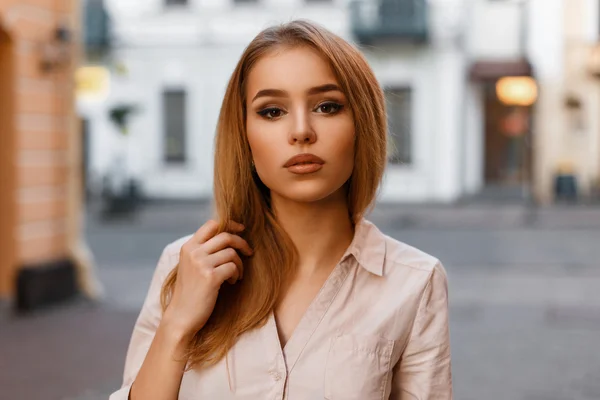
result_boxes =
[191,219,220,244]
[191,220,245,244]
[206,248,244,280]
[202,232,253,257]
[227,221,245,233]
[213,262,240,285]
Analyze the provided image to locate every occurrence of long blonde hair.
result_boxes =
[161,20,387,369]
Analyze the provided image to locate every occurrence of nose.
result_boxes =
[288,110,316,145]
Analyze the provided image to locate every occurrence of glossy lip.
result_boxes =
[283,153,325,168]
[283,153,325,175]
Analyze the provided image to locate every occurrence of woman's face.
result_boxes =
[245,46,355,204]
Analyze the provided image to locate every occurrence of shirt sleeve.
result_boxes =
[109,246,177,400]
[390,262,453,400]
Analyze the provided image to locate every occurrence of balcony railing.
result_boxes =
[350,0,428,44]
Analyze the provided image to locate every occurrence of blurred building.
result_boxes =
[0,0,96,310]
[81,0,466,202]
[80,0,598,204]
[464,0,537,201]
[557,0,600,202]
[464,0,600,204]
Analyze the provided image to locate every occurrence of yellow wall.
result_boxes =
[559,0,600,198]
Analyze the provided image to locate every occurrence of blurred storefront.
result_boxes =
[0,0,98,311]
[466,61,536,200]
[464,0,600,205]
[462,0,537,202]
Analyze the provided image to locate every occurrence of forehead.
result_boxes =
[246,46,339,95]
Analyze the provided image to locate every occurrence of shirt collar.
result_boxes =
[343,219,386,277]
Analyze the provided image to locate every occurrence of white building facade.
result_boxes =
[79,0,568,203]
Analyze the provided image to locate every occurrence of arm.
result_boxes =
[109,247,187,400]
[129,313,192,400]
[390,262,453,400]
[109,221,251,400]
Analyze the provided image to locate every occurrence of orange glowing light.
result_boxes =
[496,76,538,106]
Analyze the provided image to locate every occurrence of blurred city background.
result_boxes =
[1,0,600,399]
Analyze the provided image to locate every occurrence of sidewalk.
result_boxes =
[0,300,136,400]
[371,202,600,229]
[88,198,600,232]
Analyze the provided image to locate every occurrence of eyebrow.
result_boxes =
[251,83,344,102]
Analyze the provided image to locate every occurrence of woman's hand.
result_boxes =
[162,220,253,339]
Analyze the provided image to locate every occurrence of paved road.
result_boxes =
[2,201,600,400]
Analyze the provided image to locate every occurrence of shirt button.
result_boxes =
[270,371,282,381]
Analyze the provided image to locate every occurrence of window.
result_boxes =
[385,88,412,165]
[163,90,187,164]
[165,0,187,6]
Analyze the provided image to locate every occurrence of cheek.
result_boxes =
[337,129,356,181]
[326,121,356,167]
[246,122,281,168]
[340,138,356,178]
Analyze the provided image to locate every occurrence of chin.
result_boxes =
[272,181,346,204]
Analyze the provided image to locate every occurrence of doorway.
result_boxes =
[483,81,533,188]
[0,26,16,297]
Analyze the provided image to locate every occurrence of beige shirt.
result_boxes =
[110,220,452,400]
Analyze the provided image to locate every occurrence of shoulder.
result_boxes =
[163,234,194,259]
[383,233,443,275]
[382,232,449,295]
[136,234,195,319]
[152,234,194,278]
[354,222,449,337]
[357,220,447,286]
[374,230,450,324]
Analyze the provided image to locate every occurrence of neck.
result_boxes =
[271,189,355,278]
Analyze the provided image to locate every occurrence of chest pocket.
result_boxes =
[324,334,395,400]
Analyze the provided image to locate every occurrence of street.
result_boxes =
[2,201,600,400]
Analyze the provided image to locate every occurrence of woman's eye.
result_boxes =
[315,102,343,114]
[257,108,284,119]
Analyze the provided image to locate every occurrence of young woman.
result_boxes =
[110,20,452,400]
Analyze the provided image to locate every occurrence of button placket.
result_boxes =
[270,370,282,381]
[268,362,286,400]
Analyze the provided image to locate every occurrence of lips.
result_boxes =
[283,153,325,168]
[283,153,325,175]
